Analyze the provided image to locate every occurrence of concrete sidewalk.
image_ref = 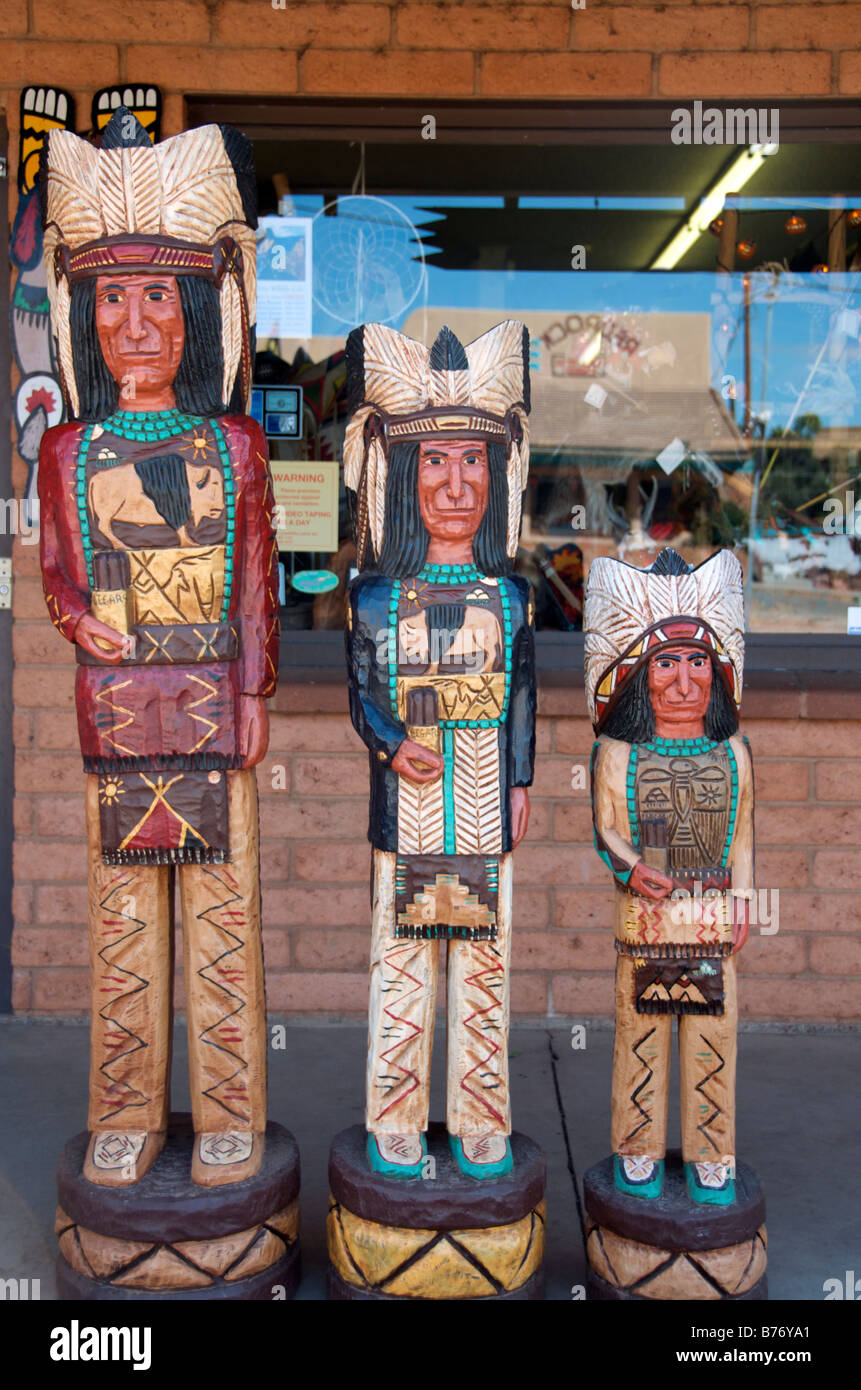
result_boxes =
[0,1018,857,1300]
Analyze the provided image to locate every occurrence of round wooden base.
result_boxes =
[584,1150,767,1301]
[326,1122,546,1301]
[55,1113,301,1300]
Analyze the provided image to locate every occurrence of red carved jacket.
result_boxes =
[39,414,279,774]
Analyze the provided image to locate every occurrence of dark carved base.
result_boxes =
[326,1121,546,1300]
[583,1150,767,1300]
[55,1112,300,1299]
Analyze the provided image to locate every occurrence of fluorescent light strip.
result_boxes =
[650,146,775,270]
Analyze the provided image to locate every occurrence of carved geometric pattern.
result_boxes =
[587,1221,767,1300]
[55,1200,299,1290]
[328,1196,545,1299]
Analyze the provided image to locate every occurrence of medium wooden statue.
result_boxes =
[37,110,299,1298]
[326,322,545,1301]
[582,548,766,1300]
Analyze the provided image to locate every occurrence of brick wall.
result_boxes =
[5,0,861,1019]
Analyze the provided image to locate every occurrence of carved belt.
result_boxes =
[77,620,240,665]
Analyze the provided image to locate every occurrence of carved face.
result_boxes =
[648,645,712,727]
[417,438,489,544]
[95,273,185,398]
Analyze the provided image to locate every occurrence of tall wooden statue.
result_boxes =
[39,110,300,1299]
[326,322,546,1300]
[583,548,767,1300]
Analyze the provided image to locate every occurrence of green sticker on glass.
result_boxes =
[291,569,339,595]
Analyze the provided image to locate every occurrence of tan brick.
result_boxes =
[510,971,548,1015]
[266,885,368,928]
[658,51,832,96]
[261,928,291,968]
[13,712,32,749]
[125,44,298,95]
[840,51,861,93]
[516,929,608,972]
[815,762,861,801]
[302,47,474,95]
[37,794,87,839]
[12,968,32,1012]
[12,884,32,925]
[551,718,596,756]
[14,840,90,881]
[574,5,749,51]
[398,4,567,51]
[512,886,552,929]
[13,797,33,837]
[13,624,78,666]
[257,758,291,795]
[552,970,614,1017]
[268,712,362,754]
[744,720,861,759]
[32,967,90,1011]
[293,755,367,796]
[16,753,83,795]
[258,797,366,839]
[12,543,42,577]
[758,4,861,50]
[552,801,595,843]
[758,804,861,846]
[33,0,209,41]
[13,576,51,621]
[754,760,810,802]
[810,934,861,976]
[757,848,810,890]
[0,0,26,35]
[553,887,615,931]
[12,927,88,968]
[530,755,582,800]
[260,839,291,882]
[482,51,651,97]
[515,797,551,842]
[294,841,370,881]
[35,883,88,925]
[217,1,391,48]
[740,688,801,719]
[266,970,367,1013]
[518,844,604,886]
[293,928,369,970]
[13,666,76,709]
[34,711,80,751]
[780,891,861,933]
[2,40,121,88]
[813,850,861,891]
[738,934,807,974]
[739,977,861,1021]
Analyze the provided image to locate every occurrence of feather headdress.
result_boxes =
[40,108,257,416]
[584,548,745,731]
[344,320,531,569]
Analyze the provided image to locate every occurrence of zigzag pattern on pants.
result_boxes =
[459,942,506,1126]
[373,942,426,1123]
[192,864,254,1123]
[623,1027,658,1147]
[94,870,151,1123]
[694,1034,726,1155]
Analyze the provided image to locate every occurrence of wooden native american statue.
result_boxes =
[38,111,279,1189]
[344,321,536,1180]
[585,549,753,1206]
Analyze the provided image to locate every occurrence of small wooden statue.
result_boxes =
[38,110,279,1191]
[343,321,536,1180]
[585,548,753,1206]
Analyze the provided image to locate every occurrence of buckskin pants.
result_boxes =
[366,850,513,1139]
[611,952,738,1167]
[85,770,267,1138]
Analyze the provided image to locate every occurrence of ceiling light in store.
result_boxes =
[650,145,773,270]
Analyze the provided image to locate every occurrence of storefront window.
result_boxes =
[240,113,861,635]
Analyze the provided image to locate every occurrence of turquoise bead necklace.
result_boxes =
[101,407,206,443]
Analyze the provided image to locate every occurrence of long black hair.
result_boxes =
[601,657,739,743]
[69,275,226,421]
[372,437,512,578]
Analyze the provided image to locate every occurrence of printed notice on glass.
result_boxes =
[271,460,338,553]
[256,217,313,339]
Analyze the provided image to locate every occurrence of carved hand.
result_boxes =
[391,738,445,785]
[74,612,129,664]
[240,695,269,767]
[629,860,675,900]
[731,893,751,953]
[510,786,530,847]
